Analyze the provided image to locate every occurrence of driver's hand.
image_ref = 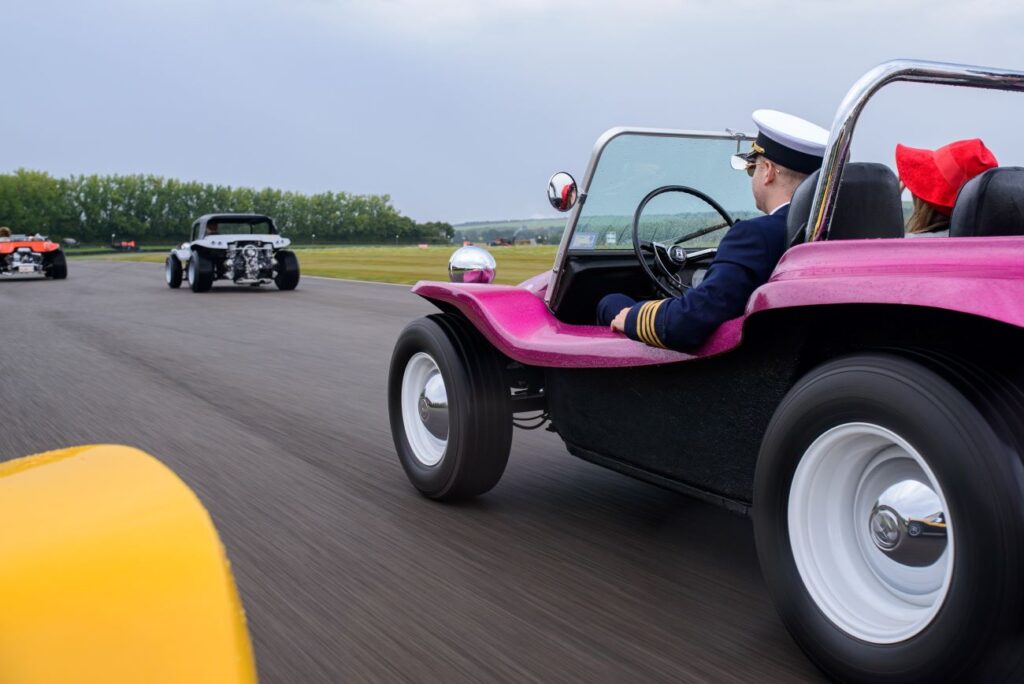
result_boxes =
[610,307,629,333]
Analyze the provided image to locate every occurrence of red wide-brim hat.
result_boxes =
[895,138,998,215]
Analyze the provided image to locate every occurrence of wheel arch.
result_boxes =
[741,303,1024,384]
[734,303,1024,509]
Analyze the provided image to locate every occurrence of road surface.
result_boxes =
[0,262,824,682]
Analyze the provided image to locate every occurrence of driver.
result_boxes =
[206,221,219,236]
[597,109,828,351]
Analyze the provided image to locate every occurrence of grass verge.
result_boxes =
[75,245,559,285]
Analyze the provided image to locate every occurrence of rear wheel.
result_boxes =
[274,250,300,290]
[754,353,1024,683]
[388,314,512,500]
[46,251,67,279]
[165,255,182,288]
[187,251,213,292]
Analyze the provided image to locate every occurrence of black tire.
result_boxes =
[46,251,67,279]
[187,250,213,292]
[165,255,182,288]
[754,353,1024,683]
[274,250,300,291]
[387,314,512,500]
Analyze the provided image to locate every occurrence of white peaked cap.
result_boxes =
[752,109,829,156]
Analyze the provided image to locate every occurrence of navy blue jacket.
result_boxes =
[623,204,789,351]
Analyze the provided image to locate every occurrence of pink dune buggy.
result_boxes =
[388,60,1024,682]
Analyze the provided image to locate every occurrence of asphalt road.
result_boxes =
[0,262,824,683]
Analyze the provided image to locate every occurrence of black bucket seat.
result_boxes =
[949,167,1024,237]
[787,163,905,246]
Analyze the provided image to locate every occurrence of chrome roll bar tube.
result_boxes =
[809,59,1024,242]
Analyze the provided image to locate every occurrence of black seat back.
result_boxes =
[950,167,1024,237]
[787,163,905,246]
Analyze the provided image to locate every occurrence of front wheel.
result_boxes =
[274,250,299,290]
[754,353,1024,683]
[388,314,512,500]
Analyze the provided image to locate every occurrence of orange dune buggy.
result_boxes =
[0,233,67,279]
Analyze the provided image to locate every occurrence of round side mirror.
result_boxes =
[547,172,578,212]
[448,246,497,284]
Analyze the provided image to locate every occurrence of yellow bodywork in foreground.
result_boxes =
[0,445,257,683]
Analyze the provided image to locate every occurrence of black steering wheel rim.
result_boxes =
[631,185,735,298]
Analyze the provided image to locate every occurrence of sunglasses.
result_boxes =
[745,156,771,178]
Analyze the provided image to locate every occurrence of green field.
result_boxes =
[82,245,560,285]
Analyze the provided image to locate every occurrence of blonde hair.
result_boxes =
[906,195,950,234]
[0,227,10,237]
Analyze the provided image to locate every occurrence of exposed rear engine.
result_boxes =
[224,242,274,283]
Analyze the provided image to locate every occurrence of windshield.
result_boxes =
[566,133,759,251]
[204,220,275,237]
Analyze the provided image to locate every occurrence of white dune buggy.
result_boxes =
[165,213,300,292]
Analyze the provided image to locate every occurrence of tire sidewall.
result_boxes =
[388,318,467,497]
[188,250,212,291]
[46,251,67,279]
[754,354,1024,681]
[274,250,299,290]
[165,255,182,287]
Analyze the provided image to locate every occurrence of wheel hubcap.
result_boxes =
[870,506,901,551]
[869,480,947,566]
[418,373,448,440]
[401,353,448,466]
[788,423,953,644]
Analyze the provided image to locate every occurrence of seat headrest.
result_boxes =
[787,162,905,245]
[786,169,819,246]
[949,167,1024,237]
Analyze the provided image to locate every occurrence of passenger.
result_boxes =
[896,138,998,237]
[597,110,828,351]
[559,183,577,212]
[206,221,220,236]
[0,227,10,242]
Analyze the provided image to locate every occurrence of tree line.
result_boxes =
[0,169,453,244]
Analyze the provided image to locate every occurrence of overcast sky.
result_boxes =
[3,0,1022,223]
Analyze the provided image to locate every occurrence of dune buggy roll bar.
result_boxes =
[809,59,1024,241]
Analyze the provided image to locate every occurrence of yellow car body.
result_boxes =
[0,444,257,683]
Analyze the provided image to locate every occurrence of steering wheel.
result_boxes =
[631,185,735,298]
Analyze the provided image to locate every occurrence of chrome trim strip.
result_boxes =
[545,128,752,307]
[809,59,1024,241]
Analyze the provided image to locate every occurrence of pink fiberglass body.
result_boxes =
[412,237,1024,369]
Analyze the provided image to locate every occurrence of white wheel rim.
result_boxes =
[401,352,448,467]
[187,257,196,283]
[165,259,175,283]
[788,422,953,644]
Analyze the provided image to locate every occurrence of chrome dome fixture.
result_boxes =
[448,246,497,284]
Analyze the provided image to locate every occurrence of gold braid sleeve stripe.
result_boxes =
[639,301,656,346]
[637,300,667,348]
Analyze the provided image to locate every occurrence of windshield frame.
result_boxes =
[545,127,753,308]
